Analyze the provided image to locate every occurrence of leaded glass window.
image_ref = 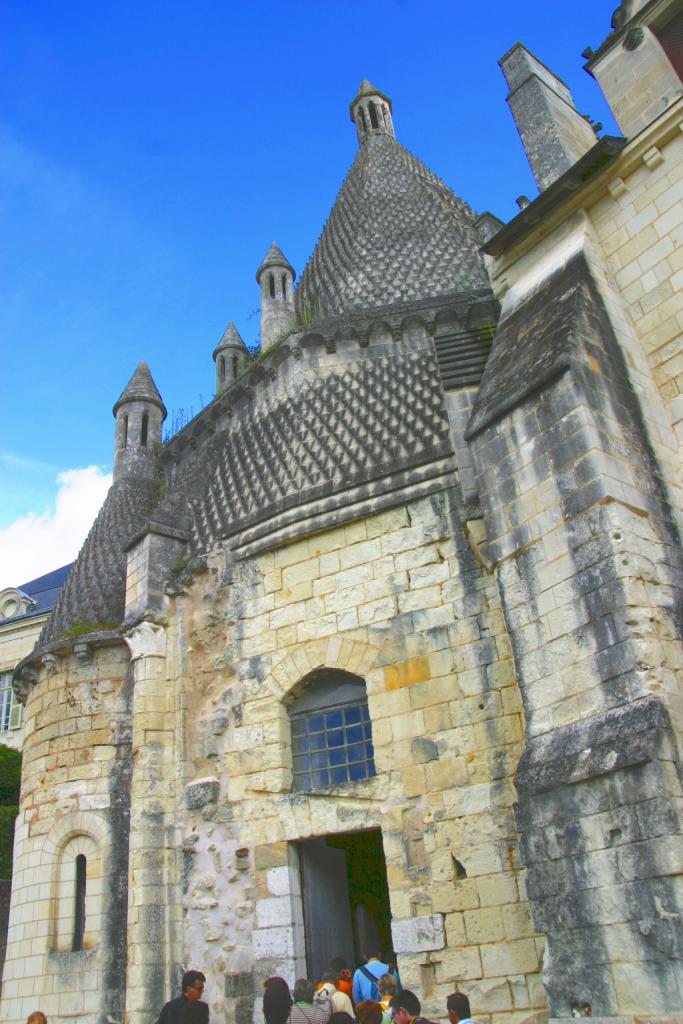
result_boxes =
[289,669,376,792]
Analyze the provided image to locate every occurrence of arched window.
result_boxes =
[72,854,87,951]
[122,413,128,449]
[54,834,101,952]
[288,669,375,792]
[219,355,225,382]
[369,102,379,129]
[141,412,148,447]
[268,273,275,299]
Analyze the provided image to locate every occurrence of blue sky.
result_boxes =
[1,0,619,581]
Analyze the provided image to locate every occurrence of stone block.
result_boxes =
[384,656,431,691]
[267,866,300,897]
[252,926,295,959]
[225,973,255,998]
[391,913,445,953]
[255,896,294,928]
[480,938,539,977]
[185,777,220,809]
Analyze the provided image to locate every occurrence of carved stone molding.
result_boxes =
[124,620,167,661]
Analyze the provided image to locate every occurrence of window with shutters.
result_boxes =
[0,673,22,733]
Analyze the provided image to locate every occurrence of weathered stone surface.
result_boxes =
[392,914,445,953]
[185,777,220,809]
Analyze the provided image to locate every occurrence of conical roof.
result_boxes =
[349,79,392,117]
[213,322,247,359]
[256,242,295,284]
[295,133,490,320]
[112,361,167,418]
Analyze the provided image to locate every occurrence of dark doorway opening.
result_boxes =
[298,829,392,984]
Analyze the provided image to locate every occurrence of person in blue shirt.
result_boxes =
[352,949,389,1004]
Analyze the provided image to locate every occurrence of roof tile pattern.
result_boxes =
[183,349,452,550]
[41,478,160,643]
[295,133,490,319]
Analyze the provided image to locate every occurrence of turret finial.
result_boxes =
[349,80,395,145]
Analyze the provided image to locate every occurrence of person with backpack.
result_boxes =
[317,972,354,1017]
[291,979,332,1024]
[351,949,389,1004]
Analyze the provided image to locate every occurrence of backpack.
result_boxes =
[313,987,334,1021]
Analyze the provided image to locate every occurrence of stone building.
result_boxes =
[1,3,682,1024]
[0,566,71,753]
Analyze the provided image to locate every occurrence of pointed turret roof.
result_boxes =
[212,321,247,359]
[256,242,296,284]
[296,96,490,320]
[112,361,167,418]
[349,79,392,118]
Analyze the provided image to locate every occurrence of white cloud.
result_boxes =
[0,467,112,590]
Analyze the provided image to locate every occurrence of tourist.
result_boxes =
[351,949,389,1003]
[328,1015,354,1024]
[378,973,397,1018]
[290,979,332,1024]
[156,970,207,1024]
[317,971,354,1016]
[389,990,433,1024]
[355,1000,384,1024]
[329,957,354,999]
[180,1003,209,1024]
[446,992,479,1024]
[263,978,293,1024]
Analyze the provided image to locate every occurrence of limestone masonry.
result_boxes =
[2,4,683,1024]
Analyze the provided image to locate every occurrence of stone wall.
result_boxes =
[170,491,547,1024]
[0,640,132,1024]
[468,246,683,1015]
[589,110,683,478]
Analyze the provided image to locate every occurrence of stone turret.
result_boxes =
[256,242,296,352]
[350,80,395,145]
[213,322,248,392]
[112,361,166,483]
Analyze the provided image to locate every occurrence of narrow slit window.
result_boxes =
[369,102,379,129]
[233,355,239,377]
[141,412,149,447]
[268,273,275,299]
[281,275,287,300]
[122,414,128,449]
[219,355,225,382]
[72,854,86,951]
[358,108,367,133]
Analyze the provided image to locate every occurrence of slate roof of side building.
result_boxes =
[1,564,72,625]
[39,82,497,648]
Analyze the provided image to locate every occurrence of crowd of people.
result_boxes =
[141,952,479,1024]
[23,957,478,1024]
[261,951,478,1024]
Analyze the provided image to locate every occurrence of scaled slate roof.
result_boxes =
[295,132,490,320]
[40,478,160,644]
[165,346,455,554]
